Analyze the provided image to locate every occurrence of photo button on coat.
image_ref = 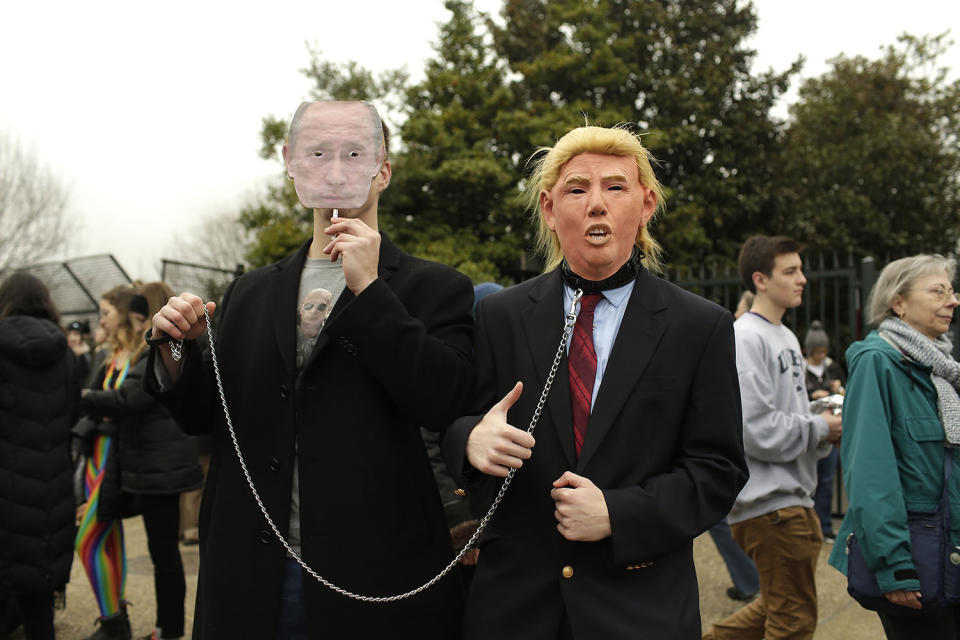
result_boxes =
[561,566,574,579]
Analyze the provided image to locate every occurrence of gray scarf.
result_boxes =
[879,317,960,445]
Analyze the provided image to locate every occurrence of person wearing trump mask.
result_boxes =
[445,125,747,639]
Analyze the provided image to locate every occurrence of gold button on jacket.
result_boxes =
[561,565,574,579]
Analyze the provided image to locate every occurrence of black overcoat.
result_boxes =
[146,235,474,639]
[444,268,748,639]
[0,315,80,597]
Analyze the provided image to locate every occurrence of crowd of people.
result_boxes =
[1,278,204,640]
[2,102,960,640]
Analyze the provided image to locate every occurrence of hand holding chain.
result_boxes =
[193,289,582,602]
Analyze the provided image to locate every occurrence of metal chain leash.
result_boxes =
[173,288,583,602]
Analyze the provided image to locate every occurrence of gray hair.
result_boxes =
[867,254,956,326]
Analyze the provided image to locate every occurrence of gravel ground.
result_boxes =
[13,516,881,639]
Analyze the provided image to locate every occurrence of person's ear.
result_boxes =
[376,160,392,193]
[541,190,556,231]
[891,294,905,319]
[638,186,657,227]
[752,271,767,293]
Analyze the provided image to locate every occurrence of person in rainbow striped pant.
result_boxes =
[74,286,137,640]
[76,428,128,634]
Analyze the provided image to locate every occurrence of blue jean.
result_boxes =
[814,446,839,537]
[276,558,306,640]
[708,518,759,597]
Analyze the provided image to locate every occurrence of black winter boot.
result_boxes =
[120,606,132,640]
[120,604,133,640]
[84,609,132,640]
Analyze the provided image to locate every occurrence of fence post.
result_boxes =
[858,257,876,341]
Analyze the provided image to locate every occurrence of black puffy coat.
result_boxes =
[80,356,202,496]
[0,315,80,597]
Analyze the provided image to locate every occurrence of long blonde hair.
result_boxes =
[100,285,142,364]
[525,125,666,273]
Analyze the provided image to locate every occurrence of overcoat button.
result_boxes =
[561,565,574,579]
[951,552,960,566]
[280,385,289,399]
[259,530,272,544]
[269,458,280,472]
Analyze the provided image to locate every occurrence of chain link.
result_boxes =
[170,339,184,362]
[199,288,583,602]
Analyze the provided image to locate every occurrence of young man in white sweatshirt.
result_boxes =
[704,235,842,640]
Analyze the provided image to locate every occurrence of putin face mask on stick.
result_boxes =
[283,101,386,210]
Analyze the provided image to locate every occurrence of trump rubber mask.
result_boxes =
[284,101,386,210]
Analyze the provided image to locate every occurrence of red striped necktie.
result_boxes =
[568,293,603,457]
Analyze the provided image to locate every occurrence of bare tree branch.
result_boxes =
[0,135,72,270]
[169,209,252,270]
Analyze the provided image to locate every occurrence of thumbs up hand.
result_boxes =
[466,381,536,477]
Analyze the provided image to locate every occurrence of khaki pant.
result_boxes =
[704,505,823,640]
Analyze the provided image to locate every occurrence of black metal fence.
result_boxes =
[670,253,960,370]
[0,254,133,330]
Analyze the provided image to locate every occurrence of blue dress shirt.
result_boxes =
[562,280,635,411]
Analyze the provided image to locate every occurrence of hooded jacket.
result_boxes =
[0,315,80,596]
[828,330,959,594]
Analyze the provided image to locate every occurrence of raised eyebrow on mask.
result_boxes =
[601,174,628,183]
[562,174,628,187]
[562,175,591,187]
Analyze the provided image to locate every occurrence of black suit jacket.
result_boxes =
[146,235,474,639]
[444,268,747,639]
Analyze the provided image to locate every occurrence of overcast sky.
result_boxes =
[1,0,957,280]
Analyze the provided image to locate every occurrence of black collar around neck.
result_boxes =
[560,247,643,295]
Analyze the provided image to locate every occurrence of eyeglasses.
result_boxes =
[301,302,328,312]
[912,286,957,303]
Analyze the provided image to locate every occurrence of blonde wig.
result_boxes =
[525,125,666,273]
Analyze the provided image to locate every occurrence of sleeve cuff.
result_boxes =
[812,415,830,442]
[875,561,922,593]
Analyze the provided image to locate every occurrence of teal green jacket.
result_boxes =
[828,330,958,593]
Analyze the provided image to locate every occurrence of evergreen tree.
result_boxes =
[779,33,960,258]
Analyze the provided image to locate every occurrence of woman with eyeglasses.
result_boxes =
[829,254,960,638]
